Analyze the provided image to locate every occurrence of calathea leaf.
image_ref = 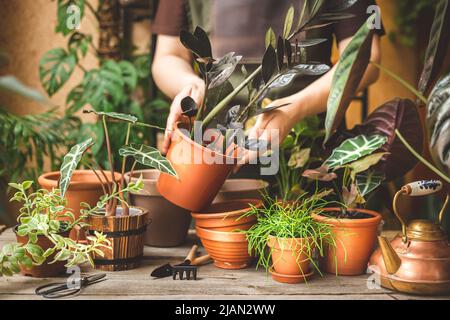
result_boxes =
[276,36,285,72]
[426,73,450,175]
[418,0,450,96]
[262,45,277,84]
[324,134,387,169]
[0,76,49,104]
[350,98,423,181]
[83,109,138,123]
[39,48,77,96]
[119,144,177,177]
[356,170,384,197]
[59,138,94,197]
[265,27,276,48]
[180,96,198,118]
[325,14,375,143]
[208,52,242,89]
[283,5,295,38]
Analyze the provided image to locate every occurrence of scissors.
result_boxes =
[35,274,106,299]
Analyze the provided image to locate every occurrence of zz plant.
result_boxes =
[0,181,111,276]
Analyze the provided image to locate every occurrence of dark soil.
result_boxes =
[320,210,373,220]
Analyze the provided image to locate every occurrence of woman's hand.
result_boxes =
[162,81,205,154]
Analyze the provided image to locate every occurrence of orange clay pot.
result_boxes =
[192,199,262,232]
[38,170,120,239]
[312,207,382,276]
[267,236,315,276]
[157,122,238,212]
[15,226,70,277]
[195,226,253,270]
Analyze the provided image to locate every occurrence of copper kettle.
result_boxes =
[369,180,450,295]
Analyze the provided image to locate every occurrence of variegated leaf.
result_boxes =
[119,144,177,177]
[324,134,387,169]
[59,138,94,197]
[84,109,137,123]
[356,171,384,197]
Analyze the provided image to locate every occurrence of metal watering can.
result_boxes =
[369,180,450,295]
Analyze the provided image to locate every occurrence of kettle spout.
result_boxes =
[378,236,401,275]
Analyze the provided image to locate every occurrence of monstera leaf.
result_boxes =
[324,14,375,143]
[39,48,77,96]
[426,73,450,175]
[351,98,423,181]
[119,144,177,177]
[0,75,49,104]
[356,171,384,197]
[83,109,138,123]
[59,138,94,197]
[324,134,387,169]
[418,0,450,96]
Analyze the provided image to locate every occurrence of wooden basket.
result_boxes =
[87,207,149,271]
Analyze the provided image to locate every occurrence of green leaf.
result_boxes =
[348,152,389,179]
[39,48,77,96]
[324,134,387,169]
[418,0,450,95]
[83,109,138,123]
[356,171,385,197]
[283,6,295,38]
[0,76,49,104]
[265,27,276,48]
[325,14,375,143]
[25,243,44,258]
[118,144,177,177]
[118,61,138,90]
[56,0,85,36]
[59,138,94,197]
[288,148,311,169]
[68,32,91,58]
[52,249,72,262]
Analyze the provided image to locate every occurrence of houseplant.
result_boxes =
[243,192,335,284]
[0,181,110,277]
[55,109,177,270]
[157,1,360,211]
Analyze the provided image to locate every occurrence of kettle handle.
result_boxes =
[393,180,448,242]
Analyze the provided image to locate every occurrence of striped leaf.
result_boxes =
[59,138,94,197]
[119,144,177,177]
[356,171,384,197]
[324,134,387,169]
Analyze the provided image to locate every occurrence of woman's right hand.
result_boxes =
[162,81,205,154]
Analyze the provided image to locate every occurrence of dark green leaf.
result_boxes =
[276,36,285,72]
[193,26,212,58]
[262,46,276,84]
[68,32,91,58]
[119,61,138,90]
[180,96,198,118]
[39,48,77,96]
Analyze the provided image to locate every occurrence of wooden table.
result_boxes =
[1,228,449,300]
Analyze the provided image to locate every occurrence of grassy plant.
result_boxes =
[242,192,337,275]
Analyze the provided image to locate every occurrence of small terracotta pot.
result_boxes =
[195,226,252,270]
[15,226,70,277]
[312,207,382,276]
[192,199,262,232]
[87,206,149,271]
[125,169,191,247]
[157,122,237,212]
[38,170,120,240]
[267,236,314,277]
[213,179,268,203]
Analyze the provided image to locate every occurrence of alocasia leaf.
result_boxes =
[324,14,375,143]
[418,0,450,96]
[83,109,138,123]
[426,73,450,175]
[39,48,77,96]
[347,152,388,180]
[119,144,177,177]
[324,134,387,169]
[59,138,94,197]
[355,170,384,197]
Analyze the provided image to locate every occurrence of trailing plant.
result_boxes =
[39,0,170,170]
[243,192,336,275]
[0,181,111,276]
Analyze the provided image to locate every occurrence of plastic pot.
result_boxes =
[312,207,382,276]
[125,169,191,247]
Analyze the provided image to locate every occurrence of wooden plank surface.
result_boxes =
[1,228,449,300]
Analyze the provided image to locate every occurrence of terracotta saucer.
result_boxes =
[269,268,314,284]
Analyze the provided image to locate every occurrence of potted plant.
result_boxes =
[57,110,178,271]
[243,192,335,284]
[0,181,110,277]
[157,2,360,211]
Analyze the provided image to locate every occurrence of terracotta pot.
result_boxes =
[38,170,120,240]
[124,169,191,247]
[267,236,314,276]
[157,122,237,212]
[213,179,268,203]
[195,226,252,270]
[312,207,382,276]
[87,206,149,271]
[14,226,70,277]
[192,199,262,232]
